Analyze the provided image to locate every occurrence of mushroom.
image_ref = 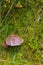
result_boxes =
[2,34,24,48]
[15,1,23,8]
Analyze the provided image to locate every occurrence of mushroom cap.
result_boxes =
[6,34,24,46]
[2,41,8,48]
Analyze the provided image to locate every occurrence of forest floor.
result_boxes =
[0,0,43,65]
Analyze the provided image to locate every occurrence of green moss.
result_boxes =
[0,0,43,65]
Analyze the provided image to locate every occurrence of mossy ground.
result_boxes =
[0,0,43,65]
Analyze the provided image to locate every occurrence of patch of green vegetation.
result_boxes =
[0,0,43,65]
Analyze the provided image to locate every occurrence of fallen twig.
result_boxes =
[0,60,15,63]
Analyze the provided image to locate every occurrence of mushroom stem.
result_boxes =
[2,41,8,48]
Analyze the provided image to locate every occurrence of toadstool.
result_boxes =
[2,34,24,48]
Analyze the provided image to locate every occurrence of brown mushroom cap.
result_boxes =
[6,34,24,46]
[2,41,8,48]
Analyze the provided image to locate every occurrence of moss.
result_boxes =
[0,0,43,65]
